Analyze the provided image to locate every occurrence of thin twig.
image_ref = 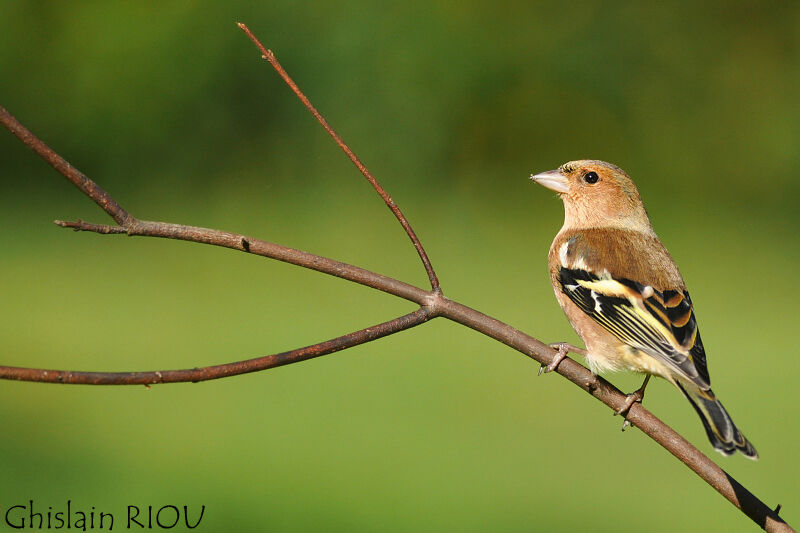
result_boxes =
[435,299,791,532]
[0,105,131,226]
[56,219,127,234]
[236,22,441,294]
[53,218,431,304]
[0,308,432,384]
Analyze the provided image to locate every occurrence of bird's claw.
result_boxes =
[616,391,643,431]
[539,343,572,375]
[614,375,651,431]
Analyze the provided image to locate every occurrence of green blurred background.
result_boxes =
[2,2,798,531]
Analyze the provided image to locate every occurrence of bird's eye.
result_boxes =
[584,171,599,184]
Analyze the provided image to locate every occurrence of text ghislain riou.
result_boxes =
[3,501,205,530]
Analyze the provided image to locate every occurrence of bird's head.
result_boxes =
[530,160,652,232]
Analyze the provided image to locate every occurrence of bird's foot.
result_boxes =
[539,342,587,376]
[615,375,652,431]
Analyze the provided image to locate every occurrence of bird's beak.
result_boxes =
[530,169,569,193]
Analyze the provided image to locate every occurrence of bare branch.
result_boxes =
[0,308,432,384]
[55,219,128,234]
[237,22,440,293]
[435,299,792,532]
[53,218,430,304]
[0,105,131,226]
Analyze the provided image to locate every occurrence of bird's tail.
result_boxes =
[676,381,758,459]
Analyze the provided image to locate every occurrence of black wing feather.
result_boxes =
[559,267,710,388]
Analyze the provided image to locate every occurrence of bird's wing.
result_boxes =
[559,265,710,390]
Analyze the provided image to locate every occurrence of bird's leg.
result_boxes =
[615,375,652,431]
[539,342,587,375]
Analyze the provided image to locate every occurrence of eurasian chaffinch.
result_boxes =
[530,159,757,458]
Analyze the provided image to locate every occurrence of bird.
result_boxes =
[530,159,757,459]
